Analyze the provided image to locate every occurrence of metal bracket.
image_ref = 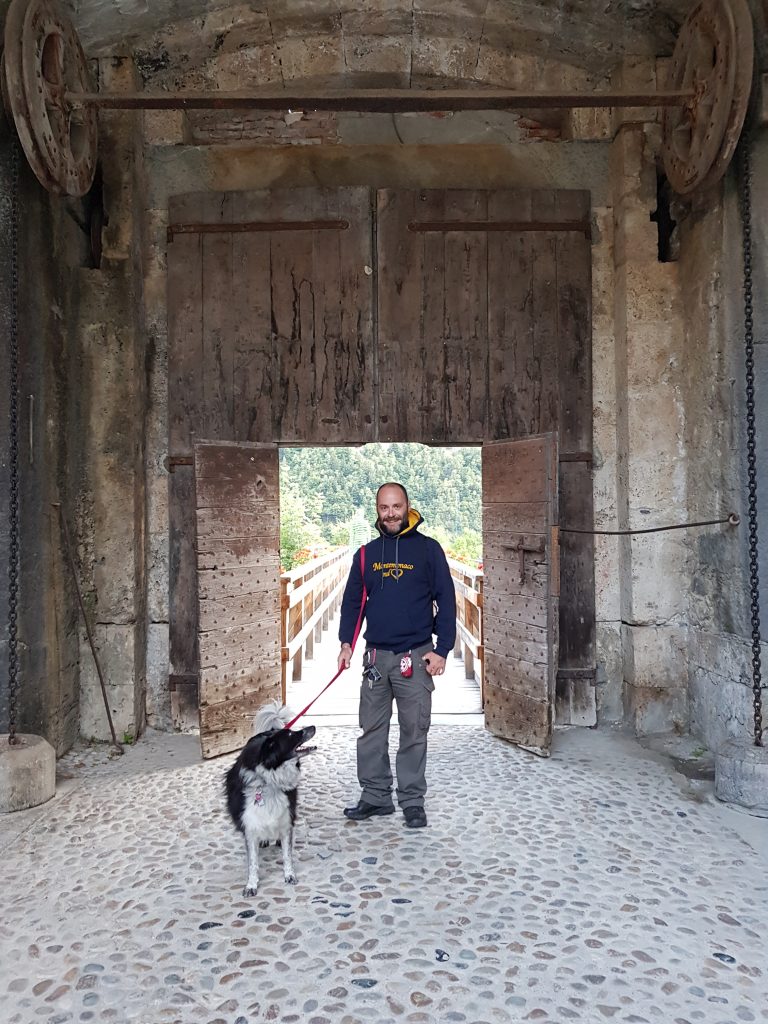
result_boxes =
[503,537,546,584]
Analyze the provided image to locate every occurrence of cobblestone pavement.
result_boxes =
[1,724,766,1024]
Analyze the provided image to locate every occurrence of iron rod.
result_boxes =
[65,88,693,113]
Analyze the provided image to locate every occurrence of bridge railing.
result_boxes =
[447,557,484,695]
[280,546,351,700]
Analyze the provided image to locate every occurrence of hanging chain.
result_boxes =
[7,137,21,746]
[737,132,763,748]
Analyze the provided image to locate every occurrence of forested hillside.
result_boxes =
[279,444,481,568]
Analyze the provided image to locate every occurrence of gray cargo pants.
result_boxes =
[357,641,435,810]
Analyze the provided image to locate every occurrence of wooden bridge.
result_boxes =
[280,547,483,722]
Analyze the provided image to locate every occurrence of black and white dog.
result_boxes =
[225,702,316,897]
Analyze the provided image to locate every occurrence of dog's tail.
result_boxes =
[252,700,293,734]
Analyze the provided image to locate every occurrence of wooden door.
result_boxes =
[482,434,559,756]
[167,187,374,725]
[194,441,281,759]
[376,188,595,724]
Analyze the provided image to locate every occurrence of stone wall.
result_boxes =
[609,121,690,734]
[0,118,87,754]
[77,57,149,743]
[680,133,768,752]
[9,0,762,748]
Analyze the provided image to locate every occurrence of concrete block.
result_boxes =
[0,735,55,813]
[715,741,768,816]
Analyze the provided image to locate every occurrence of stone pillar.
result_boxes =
[78,56,148,742]
[1,118,84,754]
[611,123,689,734]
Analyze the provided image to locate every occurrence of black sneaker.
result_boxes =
[343,800,395,821]
[403,806,427,828]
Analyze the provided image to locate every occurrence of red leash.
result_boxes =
[284,547,366,728]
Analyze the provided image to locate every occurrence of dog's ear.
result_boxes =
[241,734,268,769]
[261,735,285,771]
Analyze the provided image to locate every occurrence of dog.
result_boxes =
[225,702,316,897]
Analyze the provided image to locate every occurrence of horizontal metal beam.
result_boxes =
[408,220,590,234]
[167,219,350,241]
[65,87,693,113]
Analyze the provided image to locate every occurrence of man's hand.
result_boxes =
[422,651,446,677]
[338,643,352,671]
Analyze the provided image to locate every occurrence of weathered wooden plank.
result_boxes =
[487,191,534,440]
[168,466,198,688]
[199,591,281,631]
[442,190,488,439]
[311,188,376,442]
[270,190,318,442]
[195,476,278,509]
[167,201,206,727]
[482,592,548,630]
[198,564,281,601]
[195,506,279,540]
[483,616,547,647]
[199,618,281,663]
[482,501,549,535]
[481,433,557,755]
[199,664,282,707]
[197,536,282,569]
[557,459,597,725]
[168,230,204,454]
[338,189,376,442]
[482,677,551,756]
[377,189,424,442]
[530,193,560,436]
[485,650,548,699]
[482,437,554,502]
[231,191,274,444]
[194,441,281,758]
[201,199,236,440]
[482,557,548,601]
[555,191,592,454]
[484,630,548,668]
[200,690,281,760]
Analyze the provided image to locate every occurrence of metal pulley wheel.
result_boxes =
[662,0,754,195]
[2,0,97,196]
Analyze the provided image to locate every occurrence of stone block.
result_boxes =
[594,532,621,623]
[688,630,765,752]
[627,534,687,623]
[623,623,688,694]
[146,623,172,732]
[610,56,657,133]
[715,741,768,816]
[595,621,624,722]
[341,34,411,79]
[143,110,185,146]
[0,735,55,813]
[79,625,136,742]
[274,35,344,82]
[625,682,689,736]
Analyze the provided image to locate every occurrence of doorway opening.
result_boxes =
[278,443,483,723]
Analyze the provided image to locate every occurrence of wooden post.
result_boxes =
[464,644,475,680]
[305,589,315,660]
[290,599,303,681]
[280,576,289,703]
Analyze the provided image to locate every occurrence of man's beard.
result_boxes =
[381,514,407,535]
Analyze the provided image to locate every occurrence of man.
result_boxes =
[337,482,456,828]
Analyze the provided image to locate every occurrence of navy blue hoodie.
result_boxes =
[338,508,457,658]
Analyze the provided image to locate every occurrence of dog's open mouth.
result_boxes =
[293,744,317,757]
